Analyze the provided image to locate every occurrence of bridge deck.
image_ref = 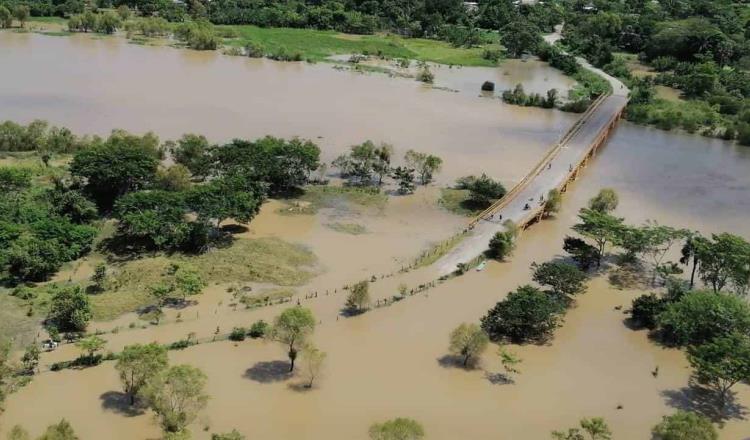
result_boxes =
[435,94,628,274]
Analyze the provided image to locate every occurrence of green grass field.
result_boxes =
[220,25,501,66]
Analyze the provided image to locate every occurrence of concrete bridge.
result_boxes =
[435,57,629,275]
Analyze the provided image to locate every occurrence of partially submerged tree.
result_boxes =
[532,261,587,298]
[37,419,79,440]
[140,364,209,434]
[448,323,489,368]
[269,307,316,372]
[300,344,326,388]
[652,411,717,440]
[658,291,750,346]
[345,281,371,314]
[116,342,169,405]
[587,188,619,213]
[404,150,442,185]
[552,417,611,440]
[369,418,425,440]
[687,332,750,408]
[572,208,624,267]
[543,189,562,217]
[488,230,515,261]
[481,285,562,343]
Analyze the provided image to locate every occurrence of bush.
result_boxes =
[229,327,247,341]
[248,320,268,338]
[630,293,667,329]
[481,285,563,343]
[46,285,92,332]
[652,411,717,440]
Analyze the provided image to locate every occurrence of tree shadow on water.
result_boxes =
[99,391,144,417]
[484,372,515,385]
[243,360,293,384]
[661,385,747,423]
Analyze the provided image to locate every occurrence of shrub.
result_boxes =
[630,293,667,329]
[658,290,750,346]
[248,320,269,338]
[229,327,247,341]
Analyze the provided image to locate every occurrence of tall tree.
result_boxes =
[688,332,750,408]
[448,323,489,368]
[141,365,209,434]
[116,343,169,405]
[532,261,587,297]
[405,150,443,185]
[587,188,619,213]
[572,208,624,267]
[345,280,370,313]
[268,307,316,372]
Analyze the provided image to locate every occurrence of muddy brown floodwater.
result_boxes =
[2,31,750,440]
[0,31,576,186]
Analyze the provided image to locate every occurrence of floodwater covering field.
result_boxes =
[1,30,750,440]
[0,31,576,186]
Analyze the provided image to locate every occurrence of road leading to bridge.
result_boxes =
[434,43,629,275]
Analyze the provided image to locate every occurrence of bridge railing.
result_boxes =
[467,93,609,228]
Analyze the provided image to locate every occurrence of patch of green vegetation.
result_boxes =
[279,185,388,216]
[326,222,367,235]
[626,97,726,134]
[221,25,500,66]
[91,237,317,320]
[236,287,295,309]
[413,231,469,269]
[438,188,480,217]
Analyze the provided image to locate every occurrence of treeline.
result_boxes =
[557,0,750,144]
[0,120,321,283]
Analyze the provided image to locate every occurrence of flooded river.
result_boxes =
[2,31,750,440]
[0,32,576,186]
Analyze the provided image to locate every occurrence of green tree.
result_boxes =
[696,233,750,294]
[687,332,750,407]
[391,166,416,195]
[300,344,326,388]
[91,263,107,292]
[588,188,619,213]
[481,285,562,343]
[47,285,92,332]
[7,425,30,440]
[96,11,122,34]
[680,233,707,290]
[457,174,506,208]
[113,190,190,249]
[369,418,425,440]
[404,150,442,185]
[563,236,599,270]
[155,165,192,192]
[572,208,624,267]
[171,134,213,180]
[21,344,40,373]
[532,261,587,297]
[553,417,611,440]
[37,419,79,440]
[116,342,169,405]
[12,5,29,28]
[345,280,370,313]
[488,230,515,260]
[185,175,262,227]
[75,335,106,361]
[448,323,489,368]
[6,236,65,281]
[70,134,159,209]
[501,19,542,58]
[658,291,750,346]
[173,265,206,298]
[0,6,12,28]
[652,411,717,440]
[141,364,209,434]
[268,307,316,372]
[630,293,668,329]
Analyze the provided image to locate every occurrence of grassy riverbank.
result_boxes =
[22,17,502,67]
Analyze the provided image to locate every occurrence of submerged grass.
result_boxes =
[412,231,469,269]
[278,185,388,216]
[325,222,368,235]
[92,237,318,320]
[438,188,481,217]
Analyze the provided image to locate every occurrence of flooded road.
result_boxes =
[0,32,576,185]
[2,30,750,440]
